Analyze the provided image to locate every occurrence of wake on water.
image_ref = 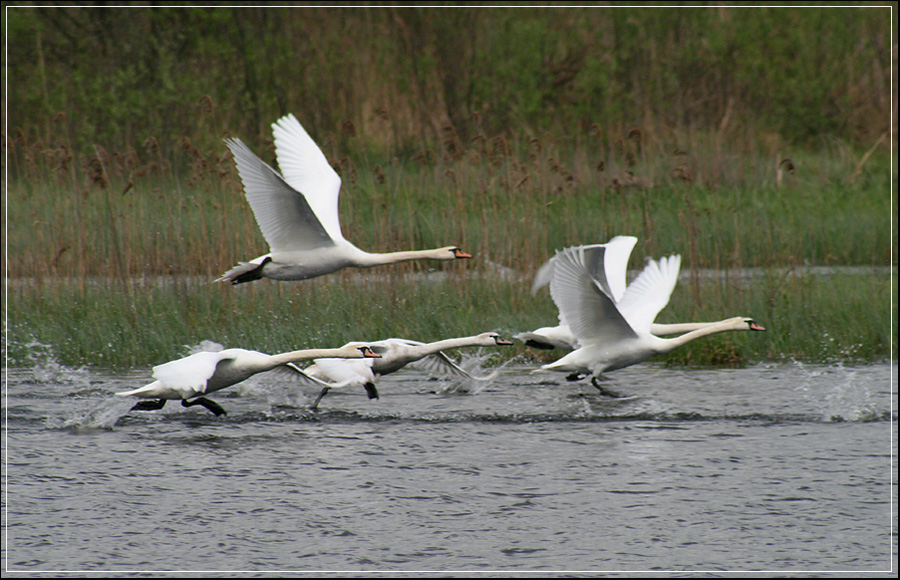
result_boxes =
[5,338,896,432]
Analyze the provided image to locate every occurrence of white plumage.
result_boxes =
[296,332,513,409]
[116,344,380,415]
[538,246,765,392]
[218,114,471,284]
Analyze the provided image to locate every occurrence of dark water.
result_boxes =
[3,357,897,575]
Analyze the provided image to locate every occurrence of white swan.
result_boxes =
[218,113,472,284]
[538,246,765,393]
[530,236,639,298]
[516,236,751,350]
[298,332,514,409]
[116,344,381,415]
[517,236,638,350]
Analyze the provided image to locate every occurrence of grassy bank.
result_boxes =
[4,6,894,373]
[6,127,894,280]
[5,125,896,370]
[4,262,895,371]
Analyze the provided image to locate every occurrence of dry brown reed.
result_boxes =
[6,115,892,292]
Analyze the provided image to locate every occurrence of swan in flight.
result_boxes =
[218,113,472,284]
[297,332,514,410]
[538,246,765,393]
[116,344,381,416]
[516,236,750,350]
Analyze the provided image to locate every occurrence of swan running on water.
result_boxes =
[538,245,765,393]
[218,113,471,284]
[116,344,380,416]
[297,332,514,410]
[516,236,758,351]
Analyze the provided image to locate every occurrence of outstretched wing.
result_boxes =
[410,352,499,381]
[617,254,682,333]
[273,362,359,389]
[151,351,232,396]
[225,137,334,253]
[530,255,557,296]
[592,235,637,302]
[530,236,637,301]
[271,114,345,243]
[550,247,638,346]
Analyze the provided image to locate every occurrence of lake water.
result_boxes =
[3,356,897,575]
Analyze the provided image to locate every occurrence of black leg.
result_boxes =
[130,398,167,412]
[310,387,329,411]
[364,382,379,400]
[566,373,586,382]
[590,377,624,398]
[182,397,227,416]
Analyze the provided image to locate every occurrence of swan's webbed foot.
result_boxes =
[310,387,329,411]
[182,397,227,416]
[130,399,167,412]
[364,383,379,400]
[566,373,587,382]
[590,376,624,398]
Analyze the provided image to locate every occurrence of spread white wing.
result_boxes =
[226,136,334,253]
[549,248,638,346]
[271,113,345,243]
[617,254,682,334]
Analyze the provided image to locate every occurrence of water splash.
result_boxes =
[817,331,867,364]
[12,338,94,389]
[424,351,520,395]
[46,397,135,432]
[791,359,881,422]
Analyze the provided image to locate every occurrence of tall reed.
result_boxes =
[5,120,895,369]
[5,264,893,370]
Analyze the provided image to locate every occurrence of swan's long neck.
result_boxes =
[357,248,453,266]
[412,336,484,357]
[656,318,749,354]
[267,348,359,367]
[651,322,718,336]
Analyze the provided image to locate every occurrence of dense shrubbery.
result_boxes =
[5,4,893,169]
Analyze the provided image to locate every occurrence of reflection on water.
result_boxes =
[3,357,896,574]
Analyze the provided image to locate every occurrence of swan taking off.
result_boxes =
[116,344,380,416]
[218,113,472,284]
[296,332,514,410]
[539,246,765,392]
[516,236,756,350]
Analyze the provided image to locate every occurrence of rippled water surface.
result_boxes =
[3,360,897,575]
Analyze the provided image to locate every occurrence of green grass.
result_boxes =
[5,7,891,158]
[4,132,896,370]
[7,133,893,280]
[4,264,894,370]
[5,7,893,373]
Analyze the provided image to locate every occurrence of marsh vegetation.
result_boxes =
[4,5,895,369]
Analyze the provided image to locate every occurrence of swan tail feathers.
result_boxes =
[216,259,267,285]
